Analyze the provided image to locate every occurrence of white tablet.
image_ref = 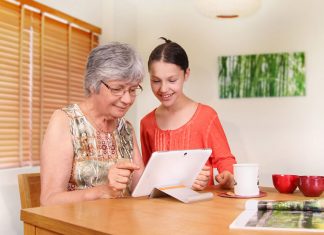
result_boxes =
[132,148,212,197]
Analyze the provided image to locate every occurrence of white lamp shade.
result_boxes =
[195,0,261,18]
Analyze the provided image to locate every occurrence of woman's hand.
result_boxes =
[104,161,140,198]
[215,170,235,189]
[192,165,211,191]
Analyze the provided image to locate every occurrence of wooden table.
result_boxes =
[21,187,321,235]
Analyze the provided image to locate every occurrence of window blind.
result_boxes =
[0,0,100,168]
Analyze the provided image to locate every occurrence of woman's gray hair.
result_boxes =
[84,42,145,96]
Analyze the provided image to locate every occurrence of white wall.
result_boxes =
[111,0,324,186]
[34,0,104,27]
[0,166,39,235]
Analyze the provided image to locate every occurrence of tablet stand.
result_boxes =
[149,185,214,203]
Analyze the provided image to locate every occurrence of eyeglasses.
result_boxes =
[100,80,143,97]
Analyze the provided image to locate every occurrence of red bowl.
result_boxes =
[298,176,324,197]
[272,174,299,194]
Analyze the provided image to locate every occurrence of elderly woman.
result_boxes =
[40,42,145,205]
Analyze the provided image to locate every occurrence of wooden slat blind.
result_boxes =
[21,8,41,166]
[70,27,99,103]
[0,1,20,168]
[0,0,100,169]
[43,17,69,129]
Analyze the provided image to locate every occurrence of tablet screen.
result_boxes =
[132,148,212,197]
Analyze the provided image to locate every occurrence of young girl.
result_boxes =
[140,37,236,190]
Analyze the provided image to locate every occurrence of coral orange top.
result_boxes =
[140,103,236,185]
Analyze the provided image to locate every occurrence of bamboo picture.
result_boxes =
[218,52,305,98]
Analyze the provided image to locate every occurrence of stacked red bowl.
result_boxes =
[272,174,299,194]
[298,176,324,197]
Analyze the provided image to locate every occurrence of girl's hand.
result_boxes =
[192,165,211,191]
[215,170,235,189]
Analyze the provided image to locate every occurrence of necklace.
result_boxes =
[88,115,113,134]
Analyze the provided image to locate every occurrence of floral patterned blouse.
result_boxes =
[62,104,134,192]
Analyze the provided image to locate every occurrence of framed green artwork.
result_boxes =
[218,52,305,99]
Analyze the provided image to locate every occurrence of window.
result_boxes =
[0,0,101,168]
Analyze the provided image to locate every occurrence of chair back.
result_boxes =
[18,173,41,209]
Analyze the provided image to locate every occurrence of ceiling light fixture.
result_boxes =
[195,0,261,19]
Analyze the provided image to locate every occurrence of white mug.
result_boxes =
[233,163,259,196]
